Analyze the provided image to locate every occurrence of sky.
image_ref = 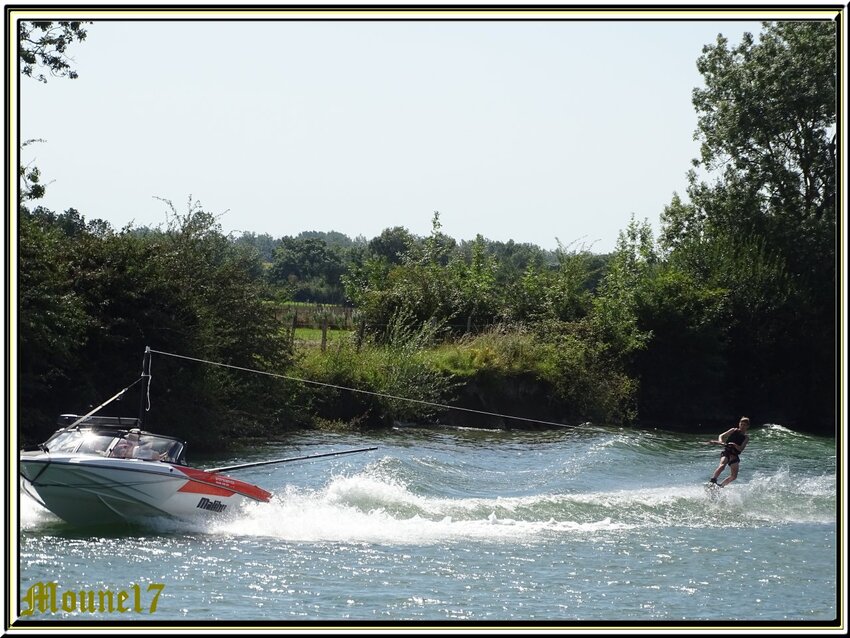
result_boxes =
[18,11,774,253]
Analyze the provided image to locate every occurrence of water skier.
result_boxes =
[705,417,750,487]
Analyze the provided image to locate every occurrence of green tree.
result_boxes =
[296,230,356,250]
[19,139,51,206]
[663,21,836,430]
[419,211,457,267]
[503,262,550,324]
[591,217,655,361]
[343,213,459,340]
[368,226,416,265]
[19,21,89,82]
[268,236,346,302]
[18,211,88,437]
[483,239,551,285]
[19,22,90,207]
[547,241,594,323]
[450,234,498,333]
[631,265,731,425]
[18,200,294,447]
[691,23,836,229]
[233,231,279,262]
[270,237,345,282]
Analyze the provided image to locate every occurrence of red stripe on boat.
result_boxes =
[175,466,272,502]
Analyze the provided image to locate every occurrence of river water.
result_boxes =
[16,423,838,628]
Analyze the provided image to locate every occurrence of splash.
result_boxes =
[20,492,60,529]
[19,462,834,538]
[204,473,632,544]
[193,464,833,544]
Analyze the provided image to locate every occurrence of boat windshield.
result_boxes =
[44,429,108,454]
[76,431,116,455]
[127,435,184,463]
[43,428,185,463]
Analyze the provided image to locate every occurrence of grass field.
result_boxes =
[294,327,354,343]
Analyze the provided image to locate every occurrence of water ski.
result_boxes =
[705,481,723,497]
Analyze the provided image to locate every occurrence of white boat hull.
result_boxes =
[20,453,271,526]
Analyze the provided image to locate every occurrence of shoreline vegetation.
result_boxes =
[18,193,834,449]
[18,22,836,449]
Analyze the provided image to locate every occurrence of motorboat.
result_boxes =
[19,414,273,526]
[20,347,376,527]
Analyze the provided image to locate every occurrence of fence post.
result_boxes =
[321,316,328,352]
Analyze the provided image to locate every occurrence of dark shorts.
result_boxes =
[722,448,740,465]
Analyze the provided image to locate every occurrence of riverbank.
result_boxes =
[289,333,834,439]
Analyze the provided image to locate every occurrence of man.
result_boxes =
[706,417,751,487]
[109,432,139,458]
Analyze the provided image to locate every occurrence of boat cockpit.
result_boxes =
[40,415,187,464]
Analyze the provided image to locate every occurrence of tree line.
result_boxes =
[17,21,837,446]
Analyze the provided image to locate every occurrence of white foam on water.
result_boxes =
[205,473,630,544]
[196,466,835,541]
[19,491,60,529]
[737,468,836,524]
[20,464,831,537]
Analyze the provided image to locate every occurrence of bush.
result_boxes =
[292,322,458,427]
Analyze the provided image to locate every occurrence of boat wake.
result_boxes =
[21,456,834,542]
[196,464,834,544]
